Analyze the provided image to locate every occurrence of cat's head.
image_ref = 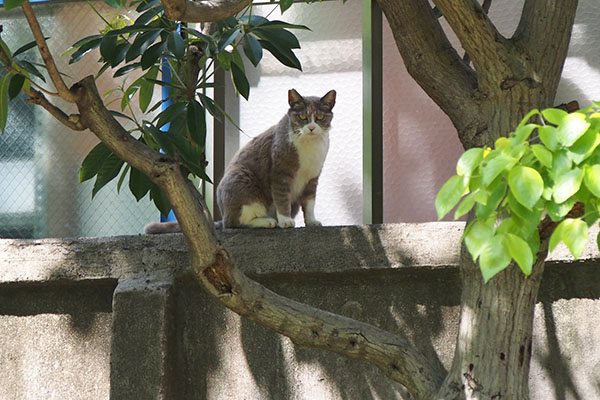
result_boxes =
[287,89,336,139]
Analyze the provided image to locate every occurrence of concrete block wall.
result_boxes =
[1,223,599,399]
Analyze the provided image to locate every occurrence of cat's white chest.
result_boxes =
[291,135,329,199]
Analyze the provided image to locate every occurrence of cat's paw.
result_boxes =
[305,219,322,227]
[277,215,296,228]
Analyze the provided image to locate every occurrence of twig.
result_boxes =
[21,1,78,103]
[24,87,86,131]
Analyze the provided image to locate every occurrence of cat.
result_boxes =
[144,88,336,233]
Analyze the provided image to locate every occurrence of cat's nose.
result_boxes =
[308,124,316,131]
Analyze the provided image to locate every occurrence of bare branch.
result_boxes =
[161,0,252,22]
[24,88,86,131]
[21,1,78,103]
[376,0,478,134]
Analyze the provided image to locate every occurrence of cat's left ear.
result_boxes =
[320,90,336,110]
[288,89,304,107]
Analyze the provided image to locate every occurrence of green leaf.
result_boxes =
[7,74,25,100]
[551,150,572,180]
[454,190,478,219]
[156,102,186,129]
[476,179,507,219]
[508,166,544,209]
[585,165,600,198]
[481,153,517,186]
[456,148,483,177]
[113,62,142,78]
[504,233,533,276]
[129,166,152,201]
[435,175,468,219]
[279,0,294,12]
[187,100,206,145]
[0,38,12,63]
[531,144,553,169]
[553,167,584,203]
[116,164,130,192]
[479,234,512,283]
[568,128,600,164]
[3,0,26,11]
[538,125,559,151]
[149,183,172,216]
[231,62,250,100]
[100,35,119,65]
[586,200,600,227]
[511,124,537,145]
[547,197,575,222]
[258,39,302,71]
[126,29,162,63]
[139,66,158,112]
[79,142,112,182]
[464,219,494,261]
[92,153,125,198]
[507,191,543,229]
[218,28,241,52]
[541,107,568,125]
[0,74,10,134]
[518,109,540,127]
[15,60,46,82]
[557,112,590,147]
[13,39,43,58]
[167,30,186,60]
[549,218,588,259]
[141,41,167,69]
[243,35,263,67]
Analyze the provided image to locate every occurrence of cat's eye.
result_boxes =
[316,114,325,121]
[299,114,308,120]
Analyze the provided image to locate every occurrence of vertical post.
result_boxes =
[362,0,383,224]
[212,68,226,221]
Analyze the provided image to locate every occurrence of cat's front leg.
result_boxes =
[272,175,295,228]
[301,178,321,227]
[302,198,321,226]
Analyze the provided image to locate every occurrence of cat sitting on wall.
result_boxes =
[145,88,336,233]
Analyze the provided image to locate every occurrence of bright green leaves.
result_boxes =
[557,113,590,147]
[549,218,588,260]
[553,168,584,203]
[435,175,468,220]
[508,166,543,209]
[437,105,600,283]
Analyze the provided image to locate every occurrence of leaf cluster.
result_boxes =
[436,105,600,282]
[1,0,309,216]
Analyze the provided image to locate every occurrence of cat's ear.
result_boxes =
[288,89,304,107]
[320,90,336,110]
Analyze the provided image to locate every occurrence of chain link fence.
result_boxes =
[1,1,160,238]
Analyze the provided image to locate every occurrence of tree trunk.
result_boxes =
[376,0,578,397]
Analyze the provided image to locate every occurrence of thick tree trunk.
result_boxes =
[376,0,578,398]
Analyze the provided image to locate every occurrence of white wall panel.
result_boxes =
[232,0,363,226]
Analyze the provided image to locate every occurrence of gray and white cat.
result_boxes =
[145,88,336,233]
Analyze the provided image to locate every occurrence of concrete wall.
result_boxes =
[1,223,599,399]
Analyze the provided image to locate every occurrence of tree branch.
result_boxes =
[376,0,478,136]
[21,1,78,103]
[433,0,507,78]
[513,0,579,104]
[71,75,445,398]
[24,88,86,131]
[161,0,252,22]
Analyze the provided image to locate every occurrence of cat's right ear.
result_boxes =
[288,89,304,107]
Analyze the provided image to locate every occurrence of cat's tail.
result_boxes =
[144,220,224,234]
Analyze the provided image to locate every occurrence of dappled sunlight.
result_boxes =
[279,336,343,399]
[207,312,268,399]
